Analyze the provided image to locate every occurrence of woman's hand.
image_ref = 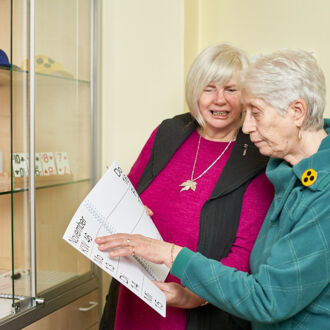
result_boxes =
[154,281,207,309]
[144,205,154,217]
[95,233,182,268]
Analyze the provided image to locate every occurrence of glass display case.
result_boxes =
[0,0,100,328]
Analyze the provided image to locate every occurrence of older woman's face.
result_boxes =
[198,75,243,137]
[242,93,297,159]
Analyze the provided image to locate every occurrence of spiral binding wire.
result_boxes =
[84,200,116,234]
[83,200,158,280]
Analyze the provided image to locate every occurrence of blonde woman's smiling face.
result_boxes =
[198,75,243,140]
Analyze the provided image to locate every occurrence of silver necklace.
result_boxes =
[179,135,233,192]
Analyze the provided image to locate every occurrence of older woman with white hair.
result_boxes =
[99,44,274,330]
[97,48,330,329]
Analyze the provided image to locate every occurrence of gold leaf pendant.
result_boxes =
[179,180,197,192]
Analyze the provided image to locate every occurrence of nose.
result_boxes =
[214,88,226,104]
[242,110,255,134]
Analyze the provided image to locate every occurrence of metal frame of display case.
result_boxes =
[0,0,101,328]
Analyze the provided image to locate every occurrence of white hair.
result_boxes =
[242,49,326,130]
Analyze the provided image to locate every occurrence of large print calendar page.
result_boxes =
[63,161,169,317]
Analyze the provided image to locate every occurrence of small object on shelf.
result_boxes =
[12,153,29,177]
[40,152,57,176]
[24,153,44,176]
[11,272,21,280]
[20,55,73,78]
[35,153,44,176]
[10,152,72,181]
[0,268,30,280]
[0,49,10,67]
[55,151,71,175]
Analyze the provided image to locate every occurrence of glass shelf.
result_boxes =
[0,66,90,86]
[0,178,91,196]
[0,0,99,327]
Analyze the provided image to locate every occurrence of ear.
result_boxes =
[289,99,307,128]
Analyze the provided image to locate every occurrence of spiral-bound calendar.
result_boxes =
[63,161,169,317]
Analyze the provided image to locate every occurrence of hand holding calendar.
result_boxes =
[63,161,169,316]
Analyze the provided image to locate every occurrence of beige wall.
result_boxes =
[100,0,185,308]
[196,0,330,118]
[101,0,185,174]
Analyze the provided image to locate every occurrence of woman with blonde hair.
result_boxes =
[99,44,274,330]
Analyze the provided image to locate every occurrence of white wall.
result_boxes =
[101,0,185,174]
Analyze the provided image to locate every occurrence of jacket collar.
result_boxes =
[266,119,330,221]
[152,113,268,198]
[209,130,268,199]
[153,114,197,176]
[293,119,330,191]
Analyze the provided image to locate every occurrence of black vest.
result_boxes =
[100,113,269,330]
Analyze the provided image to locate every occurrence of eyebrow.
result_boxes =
[206,83,238,88]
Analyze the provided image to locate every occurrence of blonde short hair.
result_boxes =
[185,44,249,126]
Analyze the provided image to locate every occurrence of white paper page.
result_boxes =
[63,161,169,317]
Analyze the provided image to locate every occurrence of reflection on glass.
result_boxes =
[34,0,92,294]
[0,0,31,319]
[0,0,94,321]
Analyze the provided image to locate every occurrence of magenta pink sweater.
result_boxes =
[114,129,274,330]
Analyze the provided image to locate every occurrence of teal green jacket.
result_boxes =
[171,119,330,329]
